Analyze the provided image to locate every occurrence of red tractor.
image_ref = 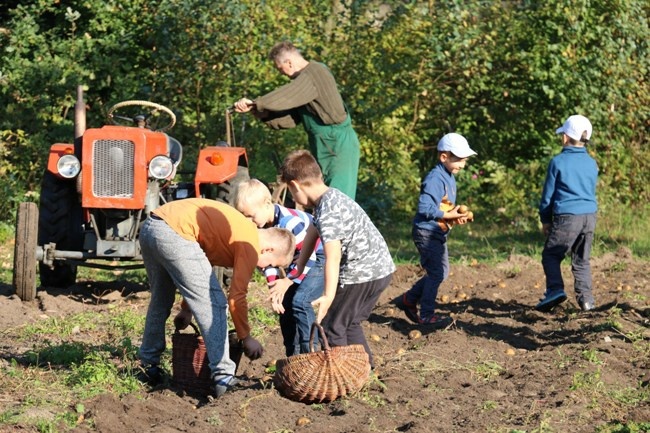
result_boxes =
[13,86,249,301]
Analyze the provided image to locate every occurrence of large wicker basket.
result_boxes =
[273,323,371,403]
[172,323,243,396]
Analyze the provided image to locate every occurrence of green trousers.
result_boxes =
[300,110,360,200]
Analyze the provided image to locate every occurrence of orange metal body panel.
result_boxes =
[80,126,169,209]
[194,147,248,196]
[47,143,75,176]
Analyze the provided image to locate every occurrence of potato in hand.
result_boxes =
[456,205,474,222]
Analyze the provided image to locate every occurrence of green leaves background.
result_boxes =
[1,0,647,225]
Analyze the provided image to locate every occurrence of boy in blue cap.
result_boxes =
[536,114,598,312]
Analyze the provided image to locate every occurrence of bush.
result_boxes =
[0,0,647,227]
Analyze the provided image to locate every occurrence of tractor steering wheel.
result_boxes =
[107,100,176,132]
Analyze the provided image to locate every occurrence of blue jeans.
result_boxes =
[405,227,449,320]
[280,254,325,356]
[542,213,596,304]
[138,218,236,382]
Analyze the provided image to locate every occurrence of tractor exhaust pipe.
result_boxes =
[74,85,86,150]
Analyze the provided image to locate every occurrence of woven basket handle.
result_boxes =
[309,322,330,352]
[175,322,200,335]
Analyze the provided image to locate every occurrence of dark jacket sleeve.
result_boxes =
[254,109,301,130]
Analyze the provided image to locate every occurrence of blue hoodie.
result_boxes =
[539,146,598,224]
[413,162,457,233]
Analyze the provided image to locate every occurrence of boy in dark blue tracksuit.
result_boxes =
[398,133,477,326]
[536,115,598,312]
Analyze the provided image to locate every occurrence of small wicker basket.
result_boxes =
[273,323,371,403]
[172,323,243,396]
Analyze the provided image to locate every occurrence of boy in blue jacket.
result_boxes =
[536,115,598,312]
[398,133,476,326]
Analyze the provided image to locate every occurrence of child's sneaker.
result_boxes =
[418,314,452,329]
[535,291,567,312]
[396,293,419,323]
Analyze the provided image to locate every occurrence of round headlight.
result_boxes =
[149,155,174,179]
[57,154,81,178]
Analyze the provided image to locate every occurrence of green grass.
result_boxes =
[597,421,650,433]
[22,312,100,339]
[1,308,150,432]
[378,203,650,264]
[0,221,13,243]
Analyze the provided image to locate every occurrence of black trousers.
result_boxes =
[321,273,393,368]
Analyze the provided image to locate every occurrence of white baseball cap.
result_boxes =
[556,115,592,142]
[437,133,477,158]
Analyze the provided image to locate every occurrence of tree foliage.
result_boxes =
[1,0,648,226]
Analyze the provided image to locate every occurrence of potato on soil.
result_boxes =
[296,417,311,426]
[408,329,422,340]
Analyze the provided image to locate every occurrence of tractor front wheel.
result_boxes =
[13,202,39,301]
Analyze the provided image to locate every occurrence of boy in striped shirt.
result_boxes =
[235,179,325,356]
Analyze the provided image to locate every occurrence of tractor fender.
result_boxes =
[46,144,76,177]
[194,146,248,196]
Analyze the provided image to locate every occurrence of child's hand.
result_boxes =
[267,278,293,314]
[444,205,467,219]
[312,295,335,323]
[440,206,474,229]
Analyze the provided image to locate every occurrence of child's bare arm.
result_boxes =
[312,240,342,323]
[294,225,319,273]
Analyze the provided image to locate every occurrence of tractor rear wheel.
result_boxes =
[214,166,248,289]
[13,202,39,301]
[216,166,249,206]
[38,171,84,288]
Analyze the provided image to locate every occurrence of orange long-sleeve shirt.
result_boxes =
[154,198,259,339]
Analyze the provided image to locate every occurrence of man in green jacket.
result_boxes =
[234,41,360,200]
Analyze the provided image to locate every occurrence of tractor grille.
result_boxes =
[92,139,135,197]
